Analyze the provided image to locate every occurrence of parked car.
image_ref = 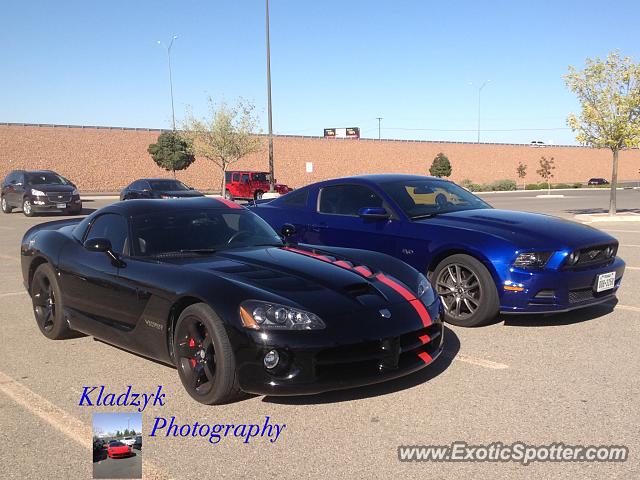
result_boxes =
[1,169,82,217]
[121,436,136,447]
[21,197,442,404]
[133,436,142,450]
[93,439,105,454]
[530,140,545,147]
[588,178,609,186]
[224,171,293,200]
[249,174,625,327]
[120,179,204,200]
[107,441,132,459]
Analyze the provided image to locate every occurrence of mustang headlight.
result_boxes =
[513,251,553,269]
[416,275,436,305]
[31,189,46,197]
[239,300,325,331]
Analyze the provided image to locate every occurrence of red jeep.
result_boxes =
[224,171,293,200]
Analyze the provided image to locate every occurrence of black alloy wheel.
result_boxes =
[30,263,74,339]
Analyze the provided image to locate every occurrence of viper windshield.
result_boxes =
[378,179,491,219]
[131,209,283,257]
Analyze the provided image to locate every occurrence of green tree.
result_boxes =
[115,430,121,438]
[123,428,130,437]
[147,131,196,178]
[182,97,263,195]
[537,156,556,194]
[564,51,640,215]
[516,161,527,190]
[429,152,452,178]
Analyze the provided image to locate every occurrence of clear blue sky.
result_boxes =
[1,0,638,144]
[93,412,142,436]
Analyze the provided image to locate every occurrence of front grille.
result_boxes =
[568,288,595,304]
[315,323,442,379]
[46,192,72,202]
[563,243,617,269]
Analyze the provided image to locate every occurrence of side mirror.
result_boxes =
[84,237,112,252]
[84,238,126,267]
[280,223,296,238]
[358,207,390,220]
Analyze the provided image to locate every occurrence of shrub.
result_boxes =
[488,179,517,191]
[554,183,571,189]
[525,183,544,190]
[429,153,452,178]
[572,182,583,188]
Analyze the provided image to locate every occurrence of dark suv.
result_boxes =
[1,170,82,217]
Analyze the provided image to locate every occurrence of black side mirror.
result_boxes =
[280,223,296,238]
[84,238,125,267]
[358,207,390,220]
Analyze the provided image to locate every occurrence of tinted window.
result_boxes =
[131,209,281,256]
[25,172,68,185]
[241,174,250,184]
[378,179,491,218]
[86,214,129,255]
[225,172,232,182]
[319,184,383,216]
[278,188,308,208]
[232,173,240,182]
[148,180,188,191]
[252,173,268,182]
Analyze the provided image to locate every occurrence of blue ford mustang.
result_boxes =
[249,174,625,327]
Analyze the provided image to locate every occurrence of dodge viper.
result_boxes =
[249,174,625,327]
[21,197,443,404]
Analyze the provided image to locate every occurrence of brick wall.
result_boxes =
[1,124,638,192]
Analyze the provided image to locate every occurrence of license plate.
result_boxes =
[596,272,616,292]
[56,203,66,209]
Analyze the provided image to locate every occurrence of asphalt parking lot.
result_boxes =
[93,447,142,479]
[0,191,639,479]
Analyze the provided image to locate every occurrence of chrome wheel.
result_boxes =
[435,263,482,320]
[23,199,32,216]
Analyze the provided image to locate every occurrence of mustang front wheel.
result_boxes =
[433,254,499,327]
[173,303,241,404]
[30,263,74,339]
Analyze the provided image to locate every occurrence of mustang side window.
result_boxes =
[86,214,129,256]
[319,185,383,216]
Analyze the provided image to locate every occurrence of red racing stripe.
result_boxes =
[332,260,353,269]
[376,273,432,327]
[215,197,241,209]
[417,351,433,364]
[418,334,431,345]
[353,265,373,277]
[282,246,333,262]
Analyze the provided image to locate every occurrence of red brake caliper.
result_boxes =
[188,338,196,368]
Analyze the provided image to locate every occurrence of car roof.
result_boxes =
[103,197,244,216]
[318,174,446,185]
[134,178,184,182]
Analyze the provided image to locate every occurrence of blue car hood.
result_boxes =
[415,208,616,249]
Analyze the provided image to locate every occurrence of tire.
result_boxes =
[30,263,74,339]
[173,303,242,404]
[432,254,499,327]
[1,196,12,213]
[22,198,34,217]
[224,190,233,201]
[254,190,264,200]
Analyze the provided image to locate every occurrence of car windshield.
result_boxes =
[148,180,189,191]
[378,179,491,219]
[131,209,283,257]
[26,172,69,185]
[110,441,124,446]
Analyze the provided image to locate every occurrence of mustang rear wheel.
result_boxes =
[433,254,499,327]
[173,303,241,404]
[30,263,74,339]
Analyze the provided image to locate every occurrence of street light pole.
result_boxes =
[157,35,178,130]
[376,117,383,140]
[265,0,275,192]
[475,80,490,143]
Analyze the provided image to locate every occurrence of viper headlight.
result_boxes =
[416,275,436,305]
[513,251,553,268]
[31,189,45,197]
[239,300,325,331]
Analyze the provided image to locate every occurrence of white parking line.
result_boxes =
[625,266,640,271]
[601,229,640,233]
[620,244,640,247]
[0,371,169,479]
[615,304,640,313]
[0,226,14,230]
[443,352,509,370]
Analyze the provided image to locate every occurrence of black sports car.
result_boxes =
[120,178,204,200]
[20,197,443,404]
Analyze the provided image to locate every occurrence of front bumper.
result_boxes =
[29,194,82,212]
[234,299,444,396]
[499,256,625,314]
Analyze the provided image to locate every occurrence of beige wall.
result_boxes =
[1,124,638,191]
